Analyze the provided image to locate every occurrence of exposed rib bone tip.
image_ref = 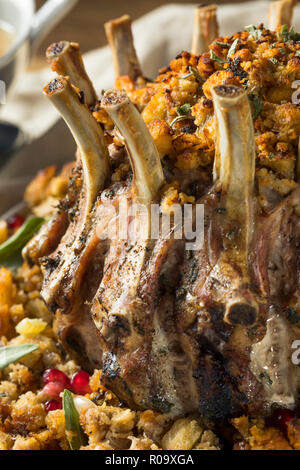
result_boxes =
[196,4,217,12]
[46,41,69,58]
[101,89,128,108]
[102,89,164,202]
[224,300,259,326]
[191,4,219,55]
[213,84,244,98]
[105,14,142,80]
[105,14,131,28]
[46,40,97,106]
[268,0,296,30]
[43,77,66,95]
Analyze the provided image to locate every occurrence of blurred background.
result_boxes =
[35,0,247,60]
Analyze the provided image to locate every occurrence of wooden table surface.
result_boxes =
[35,0,249,58]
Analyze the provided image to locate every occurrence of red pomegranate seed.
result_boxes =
[43,381,65,399]
[272,408,295,433]
[43,368,71,389]
[7,215,24,231]
[71,370,91,395]
[45,399,62,413]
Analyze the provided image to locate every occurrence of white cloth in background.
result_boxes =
[0,1,299,212]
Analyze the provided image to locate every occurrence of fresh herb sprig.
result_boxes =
[0,217,45,269]
[170,103,194,127]
[210,50,227,63]
[180,66,204,83]
[227,38,239,58]
[63,389,86,450]
[248,93,264,120]
[245,25,262,41]
[0,344,39,369]
[280,25,300,42]
[268,57,278,65]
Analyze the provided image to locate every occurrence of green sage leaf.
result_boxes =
[0,344,39,369]
[0,217,45,269]
[63,389,85,450]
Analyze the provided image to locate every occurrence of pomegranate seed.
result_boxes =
[271,408,295,433]
[43,381,65,399]
[71,370,91,395]
[45,399,62,413]
[7,215,24,231]
[43,368,71,389]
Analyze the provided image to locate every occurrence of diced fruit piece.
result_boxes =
[43,368,71,389]
[71,370,91,395]
[43,381,65,399]
[15,318,47,338]
[45,399,62,413]
[7,215,24,231]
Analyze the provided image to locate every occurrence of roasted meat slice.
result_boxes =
[36,77,110,371]
[90,90,196,415]
[176,84,300,419]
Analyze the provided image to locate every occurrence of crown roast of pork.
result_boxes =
[24,0,300,420]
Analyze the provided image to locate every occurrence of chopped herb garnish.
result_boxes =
[170,116,188,127]
[281,24,289,41]
[270,43,277,49]
[280,25,300,42]
[227,38,239,58]
[0,344,39,369]
[259,371,273,385]
[268,57,278,65]
[0,217,45,269]
[215,41,229,48]
[245,25,262,41]
[176,103,191,116]
[170,103,194,127]
[279,48,286,55]
[180,66,204,83]
[248,93,264,120]
[63,389,86,450]
[269,152,275,158]
[210,50,227,63]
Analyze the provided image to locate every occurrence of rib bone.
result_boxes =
[46,41,97,106]
[212,85,257,325]
[44,77,109,211]
[91,92,191,413]
[102,90,164,204]
[268,0,296,30]
[191,4,219,55]
[105,15,142,80]
[37,77,110,369]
